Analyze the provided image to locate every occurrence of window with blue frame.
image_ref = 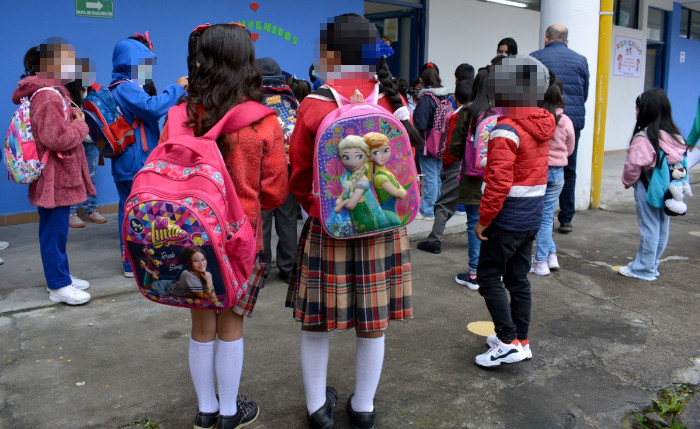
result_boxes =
[680,7,700,41]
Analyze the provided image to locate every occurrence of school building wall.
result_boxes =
[0,0,362,223]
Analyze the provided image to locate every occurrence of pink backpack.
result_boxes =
[421,92,454,158]
[462,112,499,178]
[122,102,273,310]
[312,83,420,239]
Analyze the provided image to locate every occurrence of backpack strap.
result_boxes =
[320,82,380,108]
[166,102,276,141]
[109,80,148,151]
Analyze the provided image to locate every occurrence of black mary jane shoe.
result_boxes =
[194,409,219,429]
[346,394,376,429]
[308,386,339,429]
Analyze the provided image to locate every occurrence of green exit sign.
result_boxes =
[76,0,113,18]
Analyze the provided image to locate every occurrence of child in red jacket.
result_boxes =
[473,56,555,368]
[12,40,95,305]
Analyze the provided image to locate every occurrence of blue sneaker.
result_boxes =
[455,271,478,290]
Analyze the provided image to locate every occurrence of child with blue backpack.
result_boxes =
[110,32,187,277]
[619,88,687,281]
[11,40,94,305]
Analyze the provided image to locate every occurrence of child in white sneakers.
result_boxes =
[531,73,575,276]
[473,56,555,367]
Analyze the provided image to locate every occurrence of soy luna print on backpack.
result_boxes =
[461,113,499,179]
[122,103,271,310]
[312,82,420,238]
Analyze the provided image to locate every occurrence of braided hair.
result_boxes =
[376,59,424,148]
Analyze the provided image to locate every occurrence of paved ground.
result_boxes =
[0,154,699,428]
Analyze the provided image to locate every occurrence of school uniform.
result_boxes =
[286,79,413,332]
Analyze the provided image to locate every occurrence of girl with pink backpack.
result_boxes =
[157,24,288,429]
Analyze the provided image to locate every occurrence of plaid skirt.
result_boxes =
[285,218,413,332]
[233,251,267,317]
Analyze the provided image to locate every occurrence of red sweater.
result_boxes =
[289,79,397,218]
[161,112,288,251]
[12,76,95,209]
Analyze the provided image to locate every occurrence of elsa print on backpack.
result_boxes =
[313,84,419,238]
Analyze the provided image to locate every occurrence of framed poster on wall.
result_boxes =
[614,36,643,78]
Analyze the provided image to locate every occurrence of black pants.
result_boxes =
[477,225,537,343]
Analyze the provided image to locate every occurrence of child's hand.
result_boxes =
[176,76,188,90]
[475,222,488,241]
[72,108,85,122]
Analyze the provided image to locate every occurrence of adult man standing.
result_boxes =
[531,24,589,233]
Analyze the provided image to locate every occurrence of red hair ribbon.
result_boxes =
[193,22,246,35]
[426,63,435,69]
[134,31,153,51]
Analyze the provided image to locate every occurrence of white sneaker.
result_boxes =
[547,253,560,271]
[124,270,134,278]
[49,285,91,305]
[46,275,89,292]
[485,335,532,360]
[415,213,435,221]
[475,339,525,367]
[530,258,550,276]
[0,241,9,251]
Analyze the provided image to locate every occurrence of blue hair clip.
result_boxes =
[378,41,394,59]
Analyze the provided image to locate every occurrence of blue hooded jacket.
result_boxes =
[530,41,590,130]
[110,39,186,182]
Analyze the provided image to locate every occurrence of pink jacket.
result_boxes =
[548,108,575,166]
[622,129,687,188]
[12,76,95,208]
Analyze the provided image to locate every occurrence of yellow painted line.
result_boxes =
[467,321,495,337]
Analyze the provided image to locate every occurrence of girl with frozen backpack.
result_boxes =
[287,13,417,429]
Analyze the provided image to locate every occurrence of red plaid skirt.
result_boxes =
[285,218,413,332]
[233,252,267,317]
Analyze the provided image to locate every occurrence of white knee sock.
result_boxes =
[300,330,330,415]
[215,338,244,416]
[352,335,385,412]
[189,338,219,413]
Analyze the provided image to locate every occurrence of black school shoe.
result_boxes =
[416,240,441,254]
[216,396,259,429]
[308,386,339,429]
[346,394,376,429]
[194,410,218,429]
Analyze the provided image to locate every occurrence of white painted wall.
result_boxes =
[425,0,540,91]
[540,0,600,211]
[604,25,647,152]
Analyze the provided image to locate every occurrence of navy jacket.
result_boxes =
[531,41,590,130]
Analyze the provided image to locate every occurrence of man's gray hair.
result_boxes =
[546,25,568,41]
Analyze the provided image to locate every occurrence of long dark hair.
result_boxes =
[633,88,681,155]
[184,24,261,156]
[377,59,424,148]
[420,65,442,88]
[540,72,564,124]
[465,67,493,133]
[497,37,518,55]
[287,76,311,103]
[21,46,40,79]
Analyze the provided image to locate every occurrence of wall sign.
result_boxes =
[76,0,113,18]
[614,36,643,78]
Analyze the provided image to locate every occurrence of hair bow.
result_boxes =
[134,31,153,51]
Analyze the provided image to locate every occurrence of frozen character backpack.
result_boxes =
[122,102,274,310]
[82,81,145,158]
[461,112,499,179]
[260,83,298,155]
[311,83,420,239]
[422,92,455,158]
[3,87,66,184]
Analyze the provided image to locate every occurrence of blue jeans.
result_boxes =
[558,128,581,225]
[70,142,99,214]
[417,154,442,217]
[465,204,480,271]
[626,181,669,279]
[38,206,72,289]
[477,225,537,342]
[116,180,133,272]
[535,167,564,261]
